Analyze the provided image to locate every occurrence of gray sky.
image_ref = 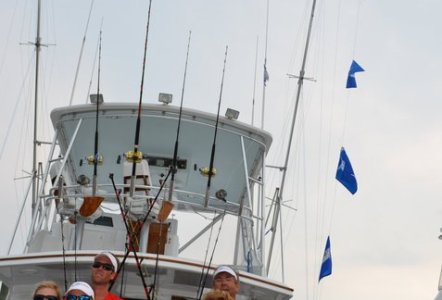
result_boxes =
[0,1,441,300]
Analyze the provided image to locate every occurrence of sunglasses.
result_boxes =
[92,261,114,271]
[65,295,92,300]
[34,296,59,300]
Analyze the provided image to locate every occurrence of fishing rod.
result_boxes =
[167,30,192,202]
[107,169,171,292]
[128,0,154,197]
[196,46,229,298]
[78,29,104,219]
[203,45,228,208]
[92,29,102,196]
[109,174,152,300]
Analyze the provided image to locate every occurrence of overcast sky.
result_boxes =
[0,1,441,300]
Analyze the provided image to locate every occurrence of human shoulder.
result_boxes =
[104,293,124,300]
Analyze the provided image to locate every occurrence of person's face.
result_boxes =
[34,287,59,300]
[213,272,239,298]
[91,255,115,285]
[64,289,91,300]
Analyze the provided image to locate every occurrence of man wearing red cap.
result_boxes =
[91,251,123,300]
[212,265,240,299]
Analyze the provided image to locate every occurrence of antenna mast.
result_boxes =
[31,0,42,208]
[267,0,318,273]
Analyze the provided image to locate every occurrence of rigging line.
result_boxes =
[84,29,100,104]
[261,0,270,130]
[168,30,192,202]
[204,45,229,208]
[0,0,19,78]
[108,169,171,292]
[197,208,227,300]
[251,36,258,126]
[195,210,218,299]
[315,2,344,299]
[68,0,95,106]
[129,0,154,197]
[109,174,151,300]
[312,2,326,298]
[351,0,363,57]
[341,0,363,146]
[0,56,34,160]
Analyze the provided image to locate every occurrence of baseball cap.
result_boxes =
[66,281,94,298]
[213,265,238,281]
[95,251,119,272]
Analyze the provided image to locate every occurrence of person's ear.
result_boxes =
[111,272,117,281]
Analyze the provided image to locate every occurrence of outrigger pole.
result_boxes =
[204,45,228,207]
[31,0,42,209]
[266,0,318,277]
[168,30,192,202]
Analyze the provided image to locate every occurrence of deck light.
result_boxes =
[159,93,173,104]
[90,94,103,104]
[225,108,239,120]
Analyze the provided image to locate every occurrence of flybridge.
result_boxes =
[50,102,272,211]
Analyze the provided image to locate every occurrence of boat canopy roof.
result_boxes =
[50,103,272,213]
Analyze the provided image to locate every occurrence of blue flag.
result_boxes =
[346,60,364,88]
[336,147,358,194]
[319,236,332,282]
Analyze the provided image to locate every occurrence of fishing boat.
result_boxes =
[0,100,294,299]
[0,0,304,298]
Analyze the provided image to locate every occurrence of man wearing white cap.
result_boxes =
[90,251,123,300]
[65,281,94,300]
[212,265,240,299]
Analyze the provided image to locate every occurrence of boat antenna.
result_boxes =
[204,45,228,207]
[168,30,192,202]
[109,174,152,300]
[266,0,318,275]
[128,0,154,197]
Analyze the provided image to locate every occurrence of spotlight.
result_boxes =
[225,108,239,120]
[158,93,173,105]
[90,94,104,104]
